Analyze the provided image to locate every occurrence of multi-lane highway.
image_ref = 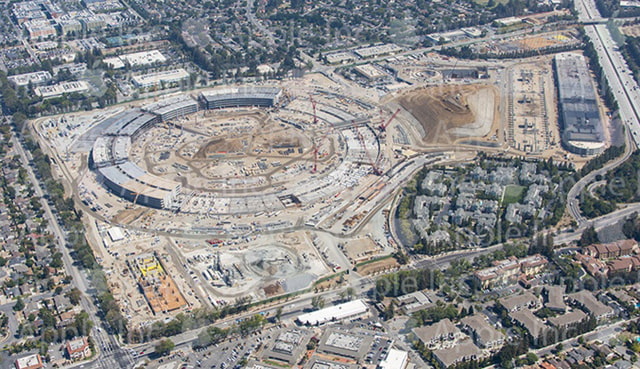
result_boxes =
[564,0,640,225]
[576,0,640,146]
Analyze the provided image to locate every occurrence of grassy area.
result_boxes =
[263,359,291,368]
[355,257,400,276]
[495,22,531,34]
[313,271,347,286]
[355,254,394,268]
[502,184,525,205]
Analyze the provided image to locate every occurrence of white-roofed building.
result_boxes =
[132,69,190,88]
[15,354,43,369]
[8,71,52,87]
[107,227,125,242]
[297,299,369,326]
[34,81,90,98]
[378,348,409,369]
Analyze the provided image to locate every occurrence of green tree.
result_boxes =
[154,339,175,356]
[311,296,325,310]
[383,301,395,321]
[237,314,265,336]
[579,226,599,246]
[13,296,25,311]
[39,308,56,328]
[66,288,82,305]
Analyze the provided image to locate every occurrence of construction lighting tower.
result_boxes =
[308,95,339,174]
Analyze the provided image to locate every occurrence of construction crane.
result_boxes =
[378,108,401,132]
[311,146,320,173]
[443,58,459,83]
[309,95,339,174]
[351,120,381,175]
[311,125,337,173]
[130,190,145,205]
[309,94,318,125]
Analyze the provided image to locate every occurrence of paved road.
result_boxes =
[566,127,634,225]
[576,0,640,146]
[555,202,640,245]
[533,318,631,357]
[565,0,640,225]
[11,135,135,369]
[244,0,276,47]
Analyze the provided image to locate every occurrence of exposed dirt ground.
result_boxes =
[395,84,498,144]
[622,25,640,37]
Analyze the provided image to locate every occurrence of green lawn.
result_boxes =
[502,185,525,204]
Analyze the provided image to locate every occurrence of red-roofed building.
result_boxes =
[583,239,637,259]
[65,337,91,360]
[14,354,43,369]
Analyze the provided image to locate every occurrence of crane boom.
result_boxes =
[352,120,380,175]
[378,108,400,132]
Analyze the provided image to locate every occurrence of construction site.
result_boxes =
[506,59,559,155]
[28,47,609,325]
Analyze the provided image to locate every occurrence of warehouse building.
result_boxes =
[317,329,373,359]
[554,52,605,155]
[296,299,369,326]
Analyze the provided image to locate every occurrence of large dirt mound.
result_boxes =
[196,137,244,158]
[395,84,497,144]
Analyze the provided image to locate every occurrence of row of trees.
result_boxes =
[582,37,619,112]
[193,313,266,349]
[412,302,471,326]
[440,42,581,61]
[579,144,626,177]
[128,297,252,343]
[622,36,640,85]
[375,268,442,300]
[13,115,129,340]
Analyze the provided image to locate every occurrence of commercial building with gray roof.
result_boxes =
[554,52,605,155]
[262,329,312,365]
[317,329,373,360]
